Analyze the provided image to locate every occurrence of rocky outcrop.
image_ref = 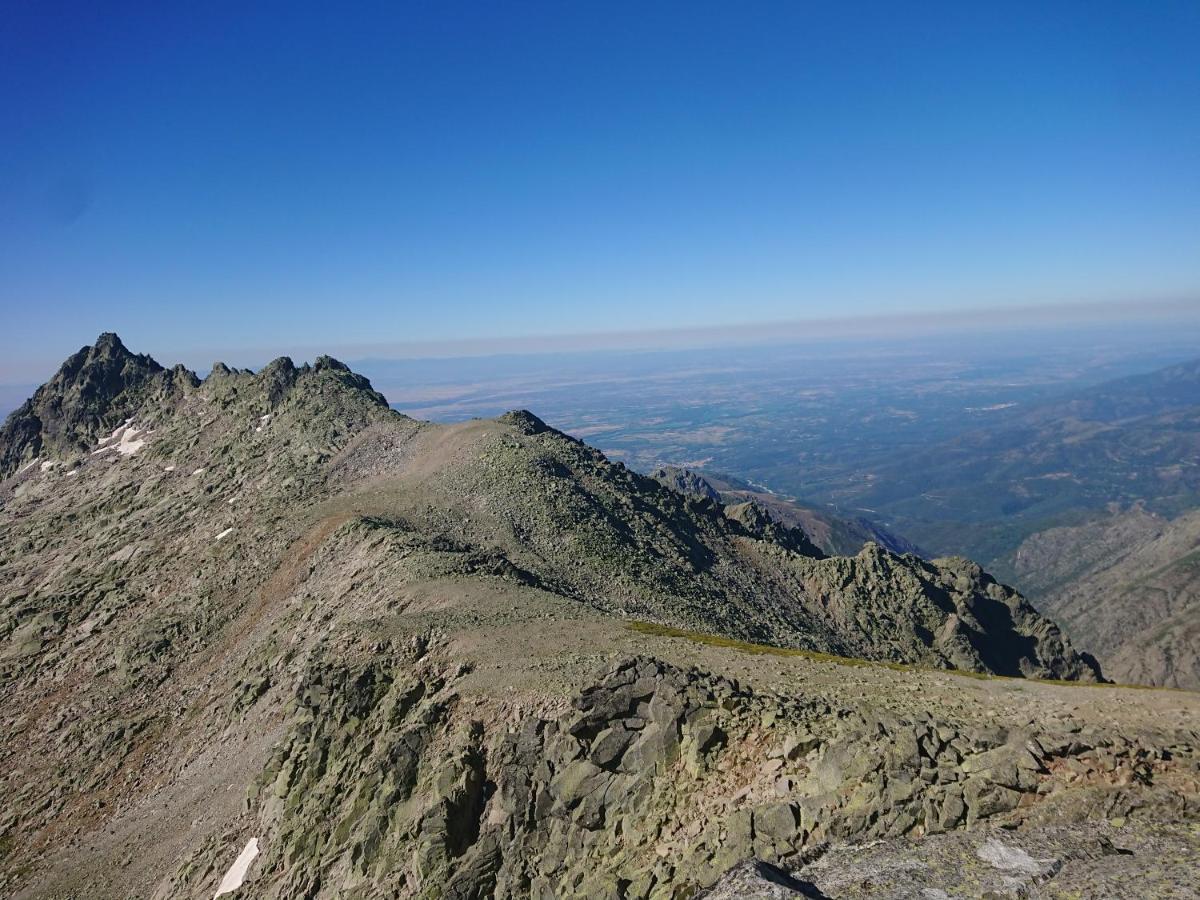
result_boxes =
[157,654,1198,899]
[651,465,723,502]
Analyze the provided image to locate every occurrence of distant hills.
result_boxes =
[802,356,1200,567]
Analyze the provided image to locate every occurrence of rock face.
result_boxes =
[2,335,1187,900]
[152,654,1200,899]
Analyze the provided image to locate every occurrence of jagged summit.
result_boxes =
[0,332,181,477]
[0,336,392,478]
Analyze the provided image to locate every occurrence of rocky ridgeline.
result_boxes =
[0,333,195,478]
[2,334,1098,683]
[156,651,1198,898]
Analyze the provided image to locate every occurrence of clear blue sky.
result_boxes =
[2,1,1198,377]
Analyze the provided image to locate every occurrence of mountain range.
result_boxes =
[1,335,1196,899]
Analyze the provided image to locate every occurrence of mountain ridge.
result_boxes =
[2,334,1096,679]
[1011,504,1200,689]
[8,335,1196,900]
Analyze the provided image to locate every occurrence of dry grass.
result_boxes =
[625,621,1175,691]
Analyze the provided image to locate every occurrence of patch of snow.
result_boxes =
[192,467,206,476]
[40,460,57,472]
[255,413,271,433]
[108,544,138,564]
[227,497,237,504]
[216,527,234,541]
[976,838,1054,876]
[66,469,78,477]
[164,465,176,472]
[965,402,1018,412]
[214,837,259,898]
[93,422,150,457]
[19,458,39,474]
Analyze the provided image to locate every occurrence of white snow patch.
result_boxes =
[255,413,271,433]
[192,467,206,476]
[40,460,57,472]
[19,458,39,474]
[965,402,1018,413]
[164,465,176,472]
[216,527,234,541]
[227,497,237,504]
[976,838,1053,876]
[214,837,258,898]
[93,422,150,457]
[66,469,78,477]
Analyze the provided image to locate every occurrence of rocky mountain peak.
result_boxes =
[498,408,554,435]
[313,354,350,373]
[0,332,177,477]
[92,330,128,354]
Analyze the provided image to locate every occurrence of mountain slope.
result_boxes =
[1011,505,1200,689]
[7,337,1195,900]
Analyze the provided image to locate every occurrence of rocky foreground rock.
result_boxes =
[1,334,1194,898]
[154,652,1197,898]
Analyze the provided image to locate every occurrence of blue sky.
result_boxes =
[2,1,1199,377]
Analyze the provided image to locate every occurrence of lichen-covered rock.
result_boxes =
[144,654,1200,899]
[698,859,827,898]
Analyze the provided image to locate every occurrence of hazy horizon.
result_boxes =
[3,295,1199,387]
[4,3,1199,379]
[3,297,1199,421]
